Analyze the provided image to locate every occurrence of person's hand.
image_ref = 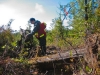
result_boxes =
[25,33,33,42]
[26,33,33,39]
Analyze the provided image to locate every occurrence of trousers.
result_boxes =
[38,36,46,55]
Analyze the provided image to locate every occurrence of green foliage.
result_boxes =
[46,0,100,49]
[47,17,68,48]
[12,57,28,64]
[46,1,86,48]
[0,29,14,46]
[0,24,38,58]
[85,66,92,73]
[0,26,15,54]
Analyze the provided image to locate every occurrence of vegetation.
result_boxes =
[0,0,100,75]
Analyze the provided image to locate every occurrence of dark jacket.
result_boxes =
[31,20,41,35]
[31,20,46,38]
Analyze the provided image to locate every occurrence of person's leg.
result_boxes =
[41,45,46,55]
[39,36,46,55]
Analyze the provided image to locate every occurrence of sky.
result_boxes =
[0,0,71,30]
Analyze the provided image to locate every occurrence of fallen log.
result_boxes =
[28,48,87,64]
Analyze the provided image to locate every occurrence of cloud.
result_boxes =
[33,3,45,15]
[0,0,54,30]
[0,4,16,24]
[63,19,69,26]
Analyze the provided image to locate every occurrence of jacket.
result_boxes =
[31,20,46,38]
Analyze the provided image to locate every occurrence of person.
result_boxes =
[26,18,46,56]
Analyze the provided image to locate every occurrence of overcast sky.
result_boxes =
[0,0,71,30]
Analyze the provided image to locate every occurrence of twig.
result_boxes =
[44,70,48,75]
[53,62,55,75]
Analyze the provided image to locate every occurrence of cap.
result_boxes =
[30,18,35,22]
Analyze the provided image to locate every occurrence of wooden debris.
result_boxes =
[28,48,87,64]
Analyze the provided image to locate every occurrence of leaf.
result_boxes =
[85,66,92,73]
[11,42,17,47]
[70,50,73,57]
[2,45,6,49]
[89,1,92,8]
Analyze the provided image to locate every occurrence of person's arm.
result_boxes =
[31,21,40,35]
